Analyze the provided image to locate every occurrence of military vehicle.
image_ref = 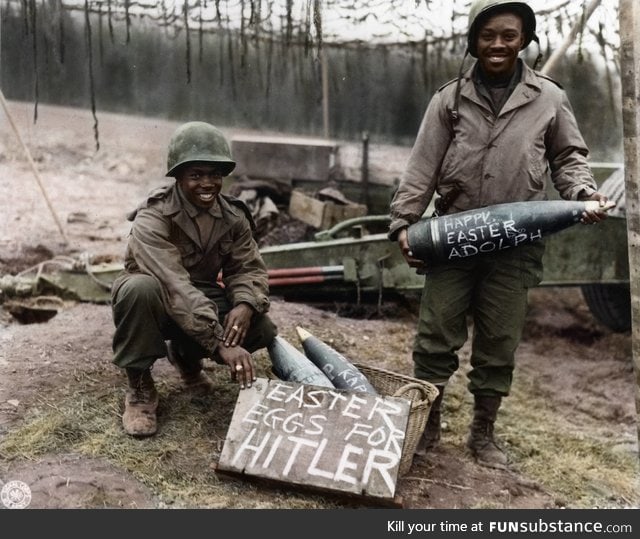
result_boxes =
[259,163,630,333]
[1,130,628,334]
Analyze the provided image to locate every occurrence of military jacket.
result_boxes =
[389,60,598,239]
[113,183,270,354]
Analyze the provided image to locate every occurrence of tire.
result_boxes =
[581,283,631,332]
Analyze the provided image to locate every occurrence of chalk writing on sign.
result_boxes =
[217,378,412,500]
[440,210,541,260]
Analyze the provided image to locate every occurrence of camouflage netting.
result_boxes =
[1,1,622,151]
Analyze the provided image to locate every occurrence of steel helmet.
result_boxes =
[467,0,537,58]
[166,121,236,177]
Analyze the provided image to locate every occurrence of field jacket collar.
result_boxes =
[460,59,543,118]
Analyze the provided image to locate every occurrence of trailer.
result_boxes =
[259,164,630,332]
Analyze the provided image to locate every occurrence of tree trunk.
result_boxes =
[619,0,640,455]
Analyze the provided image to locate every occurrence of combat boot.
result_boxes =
[466,395,508,470]
[123,368,159,437]
[166,341,216,395]
[415,384,445,456]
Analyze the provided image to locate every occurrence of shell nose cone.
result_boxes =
[584,200,616,212]
[296,326,312,341]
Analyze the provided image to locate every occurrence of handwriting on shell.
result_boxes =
[441,210,541,259]
[217,378,412,500]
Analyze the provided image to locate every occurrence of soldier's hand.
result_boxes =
[216,344,256,389]
[580,192,614,225]
[398,228,427,270]
[222,303,254,347]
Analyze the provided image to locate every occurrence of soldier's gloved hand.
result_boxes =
[398,228,427,271]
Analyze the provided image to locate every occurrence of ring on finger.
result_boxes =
[235,364,244,371]
[231,325,239,331]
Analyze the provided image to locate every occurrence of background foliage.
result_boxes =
[0,1,623,159]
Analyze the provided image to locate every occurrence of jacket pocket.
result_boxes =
[527,148,548,191]
[218,239,234,256]
[176,242,200,267]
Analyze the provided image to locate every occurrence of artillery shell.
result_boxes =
[408,199,615,265]
[296,326,378,395]
[267,335,335,388]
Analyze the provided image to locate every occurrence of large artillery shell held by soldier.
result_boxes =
[295,326,378,395]
[407,199,615,264]
[267,336,335,388]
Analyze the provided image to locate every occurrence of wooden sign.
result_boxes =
[216,378,411,502]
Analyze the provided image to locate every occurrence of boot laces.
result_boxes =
[128,370,156,404]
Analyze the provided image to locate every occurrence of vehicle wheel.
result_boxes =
[581,283,631,332]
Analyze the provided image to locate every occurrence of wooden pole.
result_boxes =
[619,0,640,453]
[321,49,330,139]
[0,91,70,245]
[361,131,369,207]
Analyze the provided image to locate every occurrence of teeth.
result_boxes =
[199,193,214,201]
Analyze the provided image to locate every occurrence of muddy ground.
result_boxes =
[0,102,638,510]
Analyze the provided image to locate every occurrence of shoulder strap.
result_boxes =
[437,78,458,93]
[535,71,564,89]
[127,183,173,221]
[445,50,471,137]
[220,193,257,232]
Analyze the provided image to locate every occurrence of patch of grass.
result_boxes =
[500,392,639,508]
[2,344,636,509]
[0,367,342,509]
[432,363,639,509]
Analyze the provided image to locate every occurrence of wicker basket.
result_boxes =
[354,363,440,477]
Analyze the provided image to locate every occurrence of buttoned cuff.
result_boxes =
[575,186,597,201]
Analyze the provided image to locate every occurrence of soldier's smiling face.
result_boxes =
[177,162,224,209]
[476,12,525,78]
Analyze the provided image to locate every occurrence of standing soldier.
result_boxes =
[388,0,610,468]
[111,121,277,437]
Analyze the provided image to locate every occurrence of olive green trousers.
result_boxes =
[111,274,277,371]
[413,242,544,396]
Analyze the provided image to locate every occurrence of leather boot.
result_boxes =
[166,341,216,395]
[122,368,159,437]
[415,385,445,456]
[466,395,508,470]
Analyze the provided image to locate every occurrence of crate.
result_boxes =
[231,135,338,182]
[289,189,367,230]
[354,363,440,477]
